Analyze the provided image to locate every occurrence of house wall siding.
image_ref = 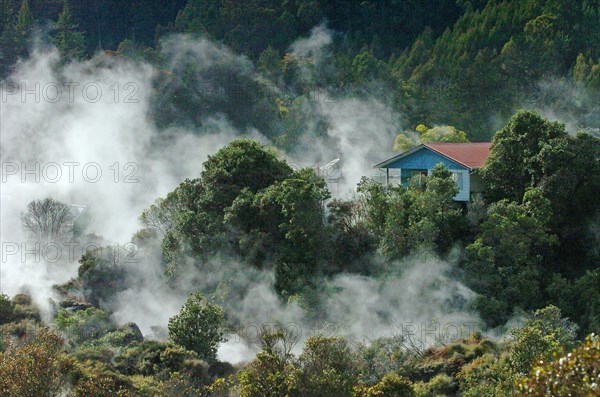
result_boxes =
[384,149,466,171]
[454,169,470,201]
[382,147,471,201]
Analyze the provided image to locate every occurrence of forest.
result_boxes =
[1,0,600,396]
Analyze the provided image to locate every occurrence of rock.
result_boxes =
[120,322,144,343]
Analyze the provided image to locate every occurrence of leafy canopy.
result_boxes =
[168,292,225,362]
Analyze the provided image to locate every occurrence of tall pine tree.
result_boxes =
[52,0,85,62]
[0,0,32,75]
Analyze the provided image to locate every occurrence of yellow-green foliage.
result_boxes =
[517,334,600,396]
[0,328,74,397]
[353,373,414,397]
[401,334,498,382]
[127,375,161,396]
[393,125,469,152]
[456,353,519,397]
[238,351,299,397]
[11,294,41,322]
[413,373,456,397]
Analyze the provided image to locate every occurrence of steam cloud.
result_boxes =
[1,29,483,363]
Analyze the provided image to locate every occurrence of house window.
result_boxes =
[411,170,428,177]
[411,170,428,187]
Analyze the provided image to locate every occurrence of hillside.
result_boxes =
[0,0,599,395]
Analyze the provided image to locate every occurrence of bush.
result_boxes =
[69,361,136,397]
[0,328,73,397]
[56,308,115,345]
[115,340,167,377]
[517,333,600,396]
[0,294,15,324]
[92,323,143,348]
[354,373,415,397]
[1,319,39,339]
[457,354,518,397]
[12,294,41,322]
[508,305,577,374]
[414,373,456,396]
[297,336,359,397]
[168,292,225,362]
[238,351,299,397]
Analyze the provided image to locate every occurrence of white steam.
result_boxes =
[2,32,481,364]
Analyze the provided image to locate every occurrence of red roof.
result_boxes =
[423,142,492,169]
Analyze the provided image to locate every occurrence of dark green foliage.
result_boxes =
[358,163,466,260]
[393,1,600,136]
[158,139,293,271]
[517,334,600,396]
[2,0,599,144]
[466,110,600,326]
[175,0,322,57]
[167,292,225,362]
[297,336,359,397]
[56,307,116,345]
[326,198,375,273]
[51,0,85,62]
[481,111,568,202]
[147,140,330,296]
[0,0,32,74]
[228,168,330,295]
[0,294,15,325]
[537,131,600,272]
[77,249,128,307]
[201,139,293,212]
[463,198,557,326]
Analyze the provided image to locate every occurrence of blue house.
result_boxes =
[374,142,491,201]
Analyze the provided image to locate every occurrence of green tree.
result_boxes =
[508,305,577,374]
[56,307,115,345]
[353,373,414,397]
[535,131,600,271]
[326,198,374,271]
[351,50,385,84]
[377,163,463,259]
[571,270,600,334]
[0,293,15,324]
[297,336,359,397]
[13,0,32,56]
[481,110,568,202]
[225,167,329,295]
[517,333,599,396]
[168,292,225,362]
[238,329,300,397]
[464,199,557,326]
[201,139,293,211]
[77,248,128,307]
[52,0,85,61]
[157,140,293,273]
[393,124,469,152]
[457,354,518,397]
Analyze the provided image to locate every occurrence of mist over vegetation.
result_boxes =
[1,0,599,395]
